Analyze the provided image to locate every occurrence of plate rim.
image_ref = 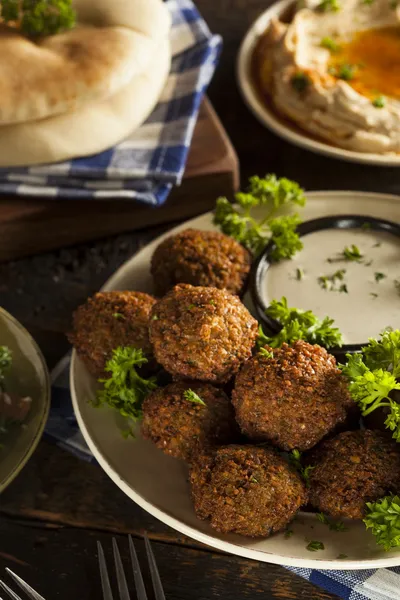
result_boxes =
[71,190,400,569]
[0,306,51,493]
[236,0,400,167]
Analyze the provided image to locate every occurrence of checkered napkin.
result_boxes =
[47,355,400,600]
[0,0,221,205]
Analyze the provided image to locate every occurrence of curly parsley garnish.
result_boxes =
[340,330,400,441]
[364,495,400,550]
[1,0,76,37]
[184,389,206,406]
[214,174,306,258]
[258,297,342,349]
[94,347,157,437]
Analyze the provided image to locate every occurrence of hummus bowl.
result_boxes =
[238,0,400,165]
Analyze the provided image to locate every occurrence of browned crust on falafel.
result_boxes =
[232,340,353,451]
[150,228,252,297]
[308,429,400,519]
[141,381,239,462]
[189,445,307,537]
[68,290,156,377]
[149,284,258,384]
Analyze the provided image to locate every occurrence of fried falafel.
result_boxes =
[190,445,307,537]
[149,284,258,384]
[141,382,239,462]
[232,340,353,451]
[69,291,156,377]
[151,228,251,297]
[308,429,400,519]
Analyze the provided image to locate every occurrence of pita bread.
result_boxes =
[0,25,159,125]
[0,0,171,125]
[73,0,171,40]
[0,37,171,167]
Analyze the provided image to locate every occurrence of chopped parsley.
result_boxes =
[258,297,342,349]
[306,541,325,551]
[338,64,357,80]
[113,313,125,320]
[284,529,294,539]
[296,267,305,281]
[259,347,274,359]
[318,269,347,292]
[343,244,363,261]
[152,314,159,321]
[337,554,348,559]
[373,242,382,248]
[321,37,340,52]
[339,283,348,294]
[372,96,386,108]
[317,0,340,11]
[374,272,386,282]
[370,292,379,298]
[184,389,206,406]
[289,449,315,487]
[0,346,12,390]
[290,72,311,93]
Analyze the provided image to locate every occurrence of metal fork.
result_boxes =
[0,569,46,600]
[98,534,166,600]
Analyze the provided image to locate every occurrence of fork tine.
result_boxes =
[0,580,23,600]
[128,536,147,600]
[5,570,46,600]
[97,541,114,600]
[112,539,131,600]
[144,535,166,600]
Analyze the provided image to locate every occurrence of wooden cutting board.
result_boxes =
[0,98,239,262]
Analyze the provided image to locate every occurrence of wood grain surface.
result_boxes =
[2,0,391,596]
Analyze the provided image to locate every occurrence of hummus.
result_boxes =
[255,0,400,153]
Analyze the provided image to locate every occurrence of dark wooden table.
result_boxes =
[2,0,396,597]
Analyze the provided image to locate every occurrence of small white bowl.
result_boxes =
[237,0,400,166]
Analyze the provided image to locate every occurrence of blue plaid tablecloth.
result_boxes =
[0,0,221,205]
[48,354,400,600]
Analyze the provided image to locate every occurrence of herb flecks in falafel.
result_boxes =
[141,383,238,462]
[190,445,307,537]
[233,340,352,451]
[151,229,251,297]
[214,174,305,258]
[149,284,258,384]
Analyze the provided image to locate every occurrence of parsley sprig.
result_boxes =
[364,495,400,550]
[340,330,400,441]
[258,297,343,349]
[1,0,76,37]
[184,389,206,406]
[214,174,306,259]
[94,347,157,437]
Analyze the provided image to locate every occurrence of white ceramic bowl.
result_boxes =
[237,0,400,166]
[71,191,400,569]
[0,307,50,492]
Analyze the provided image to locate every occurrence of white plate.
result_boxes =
[237,0,400,167]
[71,191,400,569]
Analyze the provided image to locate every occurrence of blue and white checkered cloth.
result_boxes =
[47,354,400,600]
[0,0,221,205]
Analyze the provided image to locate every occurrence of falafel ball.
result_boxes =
[69,291,156,377]
[190,445,307,537]
[308,429,400,519]
[141,382,239,462]
[151,228,252,297]
[149,284,258,384]
[232,340,353,451]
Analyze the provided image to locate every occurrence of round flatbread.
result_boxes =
[0,37,171,167]
[0,0,171,125]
